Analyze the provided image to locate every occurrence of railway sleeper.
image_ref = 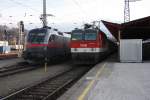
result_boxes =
[38,87,59,92]
[50,79,69,84]
[33,87,51,91]
[14,94,43,100]
[20,94,44,99]
[27,91,48,96]
[37,87,56,91]
[31,89,52,93]
[33,87,56,93]
[41,84,61,88]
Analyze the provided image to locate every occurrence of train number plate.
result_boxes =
[80,44,87,47]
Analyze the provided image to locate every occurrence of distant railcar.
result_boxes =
[23,27,70,63]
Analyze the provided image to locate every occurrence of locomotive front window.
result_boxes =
[28,32,46,44]
[71,33,83,40]
[85,33,97,40]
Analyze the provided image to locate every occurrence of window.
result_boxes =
[28,32,46,44]
[71,32,83,40]
[49,35,55,42]
[85,33,97,40]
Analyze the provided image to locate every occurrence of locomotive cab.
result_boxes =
[23,28,48,61]
[71,27,110,64]
[71,28,99,64]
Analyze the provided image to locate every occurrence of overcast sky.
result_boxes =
[0,0,149,31]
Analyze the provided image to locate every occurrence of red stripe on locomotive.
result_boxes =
[70,41,100,48]
[26,43,48,48]
[26,43,63,48]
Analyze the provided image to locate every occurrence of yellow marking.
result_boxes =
[78,63,106,100]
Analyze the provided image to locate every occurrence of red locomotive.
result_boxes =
[70,24,117,64]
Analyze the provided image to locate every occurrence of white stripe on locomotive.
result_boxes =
[71,48,107,53]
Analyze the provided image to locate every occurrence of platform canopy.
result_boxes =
[121,16,150,40]
[101,20,121,41]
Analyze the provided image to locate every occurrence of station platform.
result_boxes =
[58,59,150,100]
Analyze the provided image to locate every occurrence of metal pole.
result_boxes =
[118,30,121,43]
[18,24,21,57]
[18,23,21,57]
[44,57,47,72]
[124,0,130,22]
[124,0,142,23]
[43,0,47,27]
[18,22,23,57]
[118,30,121,62]
[4,26,6,54]
[42,0,48,72]
[20,24,23,53]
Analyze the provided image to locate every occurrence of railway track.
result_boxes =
[2,66,91,100]
[0,62,38,77]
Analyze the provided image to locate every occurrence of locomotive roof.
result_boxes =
[72,29,83,32]
[84,28,99,32]
[29,27,71,37]
[29,28,47,32]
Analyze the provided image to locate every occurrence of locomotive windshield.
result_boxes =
[28,31,46,44]
[71,32,83,40]
[85,32,97,40]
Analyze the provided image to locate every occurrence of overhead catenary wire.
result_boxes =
[71,0,90,24]
[72,0,87,16]
[0,6,17,12]
[0,0,42,26]
[8,0,41,13]
[71,0,102,25]
[124,0,142,22]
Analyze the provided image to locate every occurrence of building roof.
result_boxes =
[101,20,121,40]
[121,16,150,40]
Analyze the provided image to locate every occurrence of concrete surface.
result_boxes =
[59,61,150,100]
